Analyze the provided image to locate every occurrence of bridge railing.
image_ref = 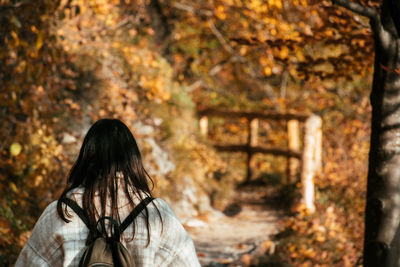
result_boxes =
[197,108,322,213]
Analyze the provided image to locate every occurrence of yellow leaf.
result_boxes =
[10,182,18,193]
[34,175,43,187]
[31,25,39,34]
[36,32,44,52]
[264,66,272,76]
[11,31,19,42]
[216,5,227,20]
[280,47,289,59]
[10,142,22,156]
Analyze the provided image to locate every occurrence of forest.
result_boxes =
[1,0,398,266]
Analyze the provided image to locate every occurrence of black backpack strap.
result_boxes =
[96,216,121,242]
[62,198,91,229]
[119,197,154,233]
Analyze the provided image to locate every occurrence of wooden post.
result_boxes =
[246,118,258,182]
[300,114,322,213]
[250,118,259,146]
[287,119,300,184]
[314,124,322,172]
[199,116,208,137]
[246,151,254,183]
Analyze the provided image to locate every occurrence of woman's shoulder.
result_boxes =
[151,198,176,217]
[30,200,66,235]
[35,200,60,226]
[23,200,63,251]
[146,198,199,265]
[149,198,187,230]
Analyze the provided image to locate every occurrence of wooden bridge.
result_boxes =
[197,108,322,213]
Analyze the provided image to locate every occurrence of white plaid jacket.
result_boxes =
[15,188,201,267]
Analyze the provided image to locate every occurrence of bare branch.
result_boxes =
[172,2,212,17]
[186,80,205,92]
[207,18,236,54]
[332,0,378,19]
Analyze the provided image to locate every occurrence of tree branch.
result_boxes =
[332,0,378,19]
[207,18,236,54]
[172,2,212,17]
[332,0,392,50]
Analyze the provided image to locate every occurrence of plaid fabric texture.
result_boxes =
[15,188,201,267]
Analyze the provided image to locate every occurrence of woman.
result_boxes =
[15,119,201,267]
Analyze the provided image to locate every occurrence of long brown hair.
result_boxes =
[57,118,161,244]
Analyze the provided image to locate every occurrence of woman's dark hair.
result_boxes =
[57,118,161,244]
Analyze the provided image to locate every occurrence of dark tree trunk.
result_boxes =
[146,0,171,57]
[364,2,400,266]
[333,0,400,266]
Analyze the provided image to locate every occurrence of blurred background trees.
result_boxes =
[0,0,378,266]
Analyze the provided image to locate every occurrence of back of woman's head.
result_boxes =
[57,119,156,241]
[69,119,149,191]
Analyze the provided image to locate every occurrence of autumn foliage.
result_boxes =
[0,0,375,266]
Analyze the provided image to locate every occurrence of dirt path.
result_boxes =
[187,186,284,266]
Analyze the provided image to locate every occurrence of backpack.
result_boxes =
[62,197,153,267]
